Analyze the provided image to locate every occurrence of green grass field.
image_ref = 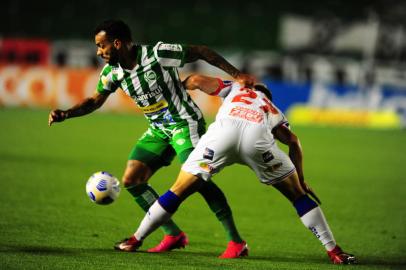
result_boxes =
[0,107,405,270]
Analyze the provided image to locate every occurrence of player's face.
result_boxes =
[95,31,119,65]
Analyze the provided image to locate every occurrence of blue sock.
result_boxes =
[158,190,181,213]
[293,195,318,217]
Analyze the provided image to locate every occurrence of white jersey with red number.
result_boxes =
[181,81,295,185]
[214,81,288,131]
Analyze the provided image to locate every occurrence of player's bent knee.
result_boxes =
[122,160,152,187]
[170,170,203,199]
[273,173,306,202]
[122,175,143,187]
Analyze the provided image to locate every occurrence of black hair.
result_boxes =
[94,19,132,42]
[254,83,273,101]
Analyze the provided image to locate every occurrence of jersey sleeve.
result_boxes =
[96,65,120,94]
[270,103,290,131]
[210,79,233,98]
[153,42,186,67]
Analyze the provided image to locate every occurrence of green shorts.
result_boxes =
[128,120,206,172]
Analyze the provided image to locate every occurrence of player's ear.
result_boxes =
[113,39,122,49]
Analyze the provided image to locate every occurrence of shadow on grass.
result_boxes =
[0,245,157,255]
[143,249,326,264]
[244,254,326,264]
[0,244,188,257]
[248,253,406,268]
[360,256,406,267]
[0,245,80,256]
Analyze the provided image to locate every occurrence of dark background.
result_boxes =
[3,0,404,50]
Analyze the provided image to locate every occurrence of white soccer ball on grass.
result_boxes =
[86,171,120,205]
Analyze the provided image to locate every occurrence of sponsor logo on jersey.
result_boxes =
[136,87,163,102]
[199,162,217,173]
[160,43,182,51]
[144,70,157,82]
[262,151,274,162]
[229,106,264,123]
[203,147,214,160]
[140,99,168,114]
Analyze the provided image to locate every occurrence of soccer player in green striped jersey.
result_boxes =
[48,19,254,256]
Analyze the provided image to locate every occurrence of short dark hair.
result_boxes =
[254,83,273,101]
[94,19,132,42]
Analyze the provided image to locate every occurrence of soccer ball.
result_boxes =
[86,171,120,205]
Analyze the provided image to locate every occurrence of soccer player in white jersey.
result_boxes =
[116,75,357,264]
[48,20,254,257]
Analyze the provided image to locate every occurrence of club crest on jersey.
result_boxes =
[176,138,185,145]
[262,151,274,162]
[203,147,214,160]
[144,70,157,82]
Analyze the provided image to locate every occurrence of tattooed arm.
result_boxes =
[184,45,255,86]
[48,92,109,126]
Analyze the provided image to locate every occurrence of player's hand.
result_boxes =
[302,181,322,205]
[235,73,256,87]
[48,109,68,126]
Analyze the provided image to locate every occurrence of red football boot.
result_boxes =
[147,232,189,253]
[327,245,357,264]
[219,240,249,259]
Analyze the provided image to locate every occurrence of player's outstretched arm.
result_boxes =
[184,45,255,86]
[182,74,221,95]
[48,92,110,126]
[273,124,321,204]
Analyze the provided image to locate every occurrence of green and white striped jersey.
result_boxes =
[96,42,203,130]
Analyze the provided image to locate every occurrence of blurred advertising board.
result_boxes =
[265,79,404,128]
[0,65,221,115]
[0,39,50,65]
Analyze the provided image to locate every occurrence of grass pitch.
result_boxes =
[0,107,405,270]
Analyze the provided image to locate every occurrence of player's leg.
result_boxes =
[123,129,184,239]
[115,170,202,252]
[179,147,243,245]
[198,181,243,241]
[172,122,244,246]
[242,130,355,264]
[272,172,356,264]
[175,120,247,258]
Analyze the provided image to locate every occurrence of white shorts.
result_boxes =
[182,118,296,185]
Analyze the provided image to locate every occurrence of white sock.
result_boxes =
[300,206,336,251]
[134,201,173,240]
